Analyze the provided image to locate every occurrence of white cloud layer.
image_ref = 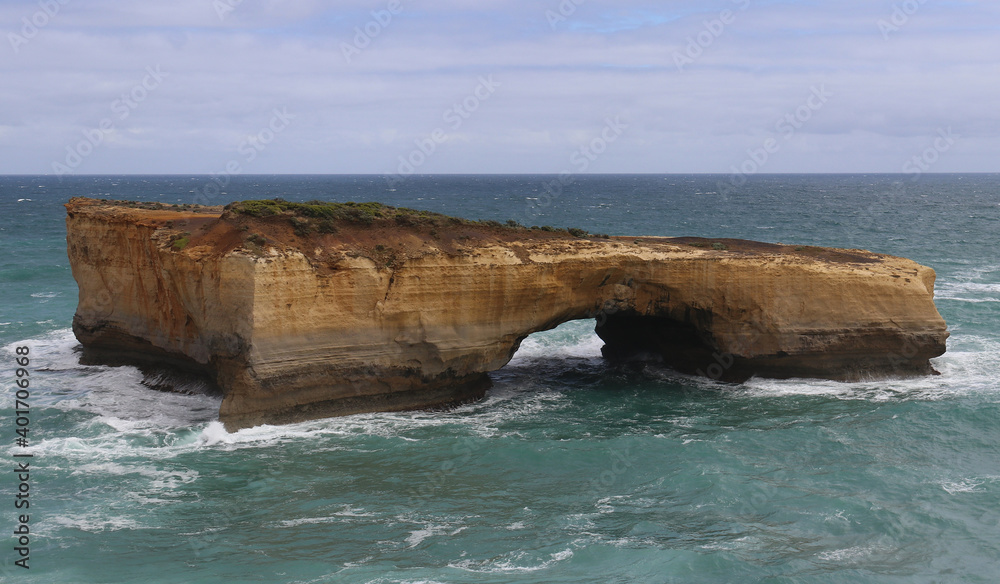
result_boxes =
[1,0,998,174]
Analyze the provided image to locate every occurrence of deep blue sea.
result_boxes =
[1,174,998,583]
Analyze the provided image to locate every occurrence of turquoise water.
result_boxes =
[1,175,998,583]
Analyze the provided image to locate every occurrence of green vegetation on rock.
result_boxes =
[226,199,606,239]
[228,199,389,224]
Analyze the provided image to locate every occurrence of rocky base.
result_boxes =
[595,312,940,382]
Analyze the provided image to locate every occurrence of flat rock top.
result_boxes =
[65,197,908,272]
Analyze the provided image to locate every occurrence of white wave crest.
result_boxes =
[734,337,999,402]
[936,267,1000,303]
[508,320,604,365]
[448,548,574,573]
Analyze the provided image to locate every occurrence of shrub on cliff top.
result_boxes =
[228,199,391,223]
[230,200,452,228]
[290,216,314,237]
[236,200,283,217]
[227,199,592,239]
[232,199,473,229]
[317,219,338,234]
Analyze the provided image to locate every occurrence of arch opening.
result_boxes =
[500,310,735,384]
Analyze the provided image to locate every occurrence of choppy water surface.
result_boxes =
[1,174,998,583]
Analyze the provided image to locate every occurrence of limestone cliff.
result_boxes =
[66,197,949,430]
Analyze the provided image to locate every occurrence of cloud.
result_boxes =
[1,0,998,173]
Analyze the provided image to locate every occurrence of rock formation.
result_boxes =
[65,197,949,430]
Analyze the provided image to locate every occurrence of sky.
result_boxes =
[1,0,998,175]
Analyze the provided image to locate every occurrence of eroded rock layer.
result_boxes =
[65,198,949,429]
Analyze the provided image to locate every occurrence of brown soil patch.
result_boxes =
[67,197,885,267]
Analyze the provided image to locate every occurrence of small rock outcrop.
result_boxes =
[65,198,949,429]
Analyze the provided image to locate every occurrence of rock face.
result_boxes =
[65,198,949,430]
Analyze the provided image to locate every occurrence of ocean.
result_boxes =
[1,174,998,583]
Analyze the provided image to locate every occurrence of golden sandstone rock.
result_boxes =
[65,198,948,430]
